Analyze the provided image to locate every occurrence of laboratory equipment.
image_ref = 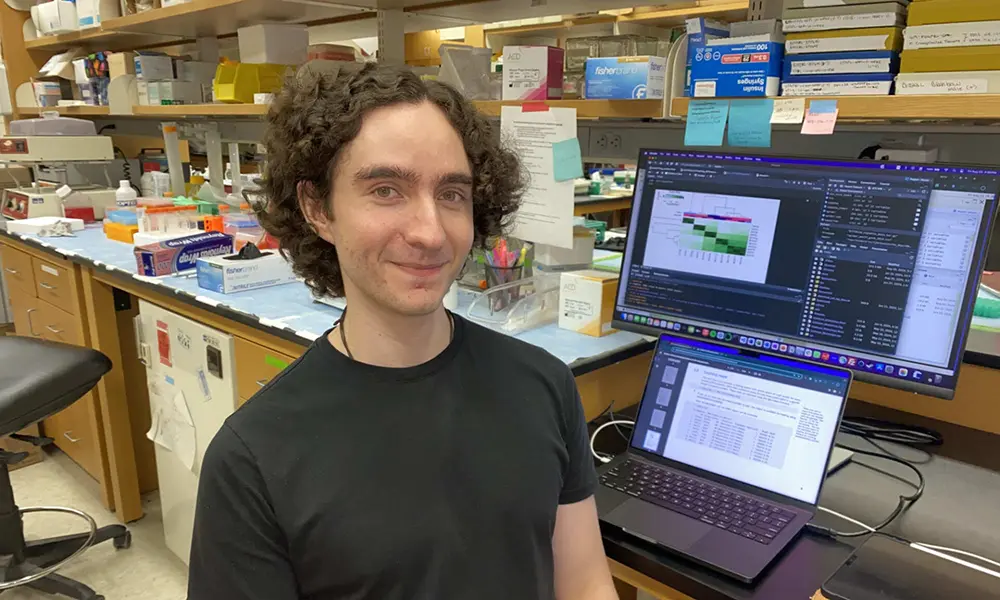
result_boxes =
[133,301,236,565]
[613,149,999,399]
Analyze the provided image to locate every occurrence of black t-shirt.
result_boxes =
[188,314,597,600]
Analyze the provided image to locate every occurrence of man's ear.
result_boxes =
[297,181,335,245]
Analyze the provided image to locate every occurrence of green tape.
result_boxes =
[264,355,289,370]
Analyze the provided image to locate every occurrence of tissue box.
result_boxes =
[690,41,783,97]
[502,46,564,101]
[133,54,174,80]
[196,251,297,294]
[585,56,667,99]
[558,270,619,338]
[685,17,730,96]
[135,232,233,277]
[238,24,309,65]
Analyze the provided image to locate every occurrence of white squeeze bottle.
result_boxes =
[116,180,138,208]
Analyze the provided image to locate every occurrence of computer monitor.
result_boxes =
[614,150,999,399]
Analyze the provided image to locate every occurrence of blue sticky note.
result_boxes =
[685,100,730,147]
[809,100,839,114]
[727,99,774,148]
[552,138,583,182]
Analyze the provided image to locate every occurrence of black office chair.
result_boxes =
[0,337,131,600]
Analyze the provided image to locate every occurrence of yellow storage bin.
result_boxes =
[213,63,293,104]
[104,221,138,244]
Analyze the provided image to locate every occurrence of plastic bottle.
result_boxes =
[116,180,138,208]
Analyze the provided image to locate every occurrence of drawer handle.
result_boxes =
[255,379,268,388]
[39,282,57,290]
[63,431,80,443]
[46,325,64,335]
[3,267,17,275]
[25,308,40,337]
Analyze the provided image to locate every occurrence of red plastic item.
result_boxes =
[63,206,96,223]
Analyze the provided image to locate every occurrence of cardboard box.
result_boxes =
[76,0,119,29]
[784,50,899,77]
[135,232,233,276]
[584,56,667,99]
[904,21,1000,50]
[685,17,730,96]
[559,270,619,338]
[32,1,77,35]
[196,251,297,294]
[690,41,783,97]
[158,80,202,104]
[901,46,1000,72]
[108,52,136,79]
[178,60,217,85]
[782,2,907,33]
[908,0,1000,26]
[786,27,903,54]
[502,46,564,100]
[238,24,309,65]
[134,53,174,80]
[896,70,1000,94]
[781,73,895,96]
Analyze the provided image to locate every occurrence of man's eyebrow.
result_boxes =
[437,173,474,186]
[354,165,420,184]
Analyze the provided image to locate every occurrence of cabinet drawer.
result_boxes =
[43,393,101,479]
[7,286,42,339]
[1,245,36,297]
[32,257,76,315]
[234,337,297,404]
[36,299,82,347]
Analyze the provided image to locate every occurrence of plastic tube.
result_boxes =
[162,122,186,197]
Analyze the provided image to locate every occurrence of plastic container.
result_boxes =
[565,37,600,72]
[115,180,137,208]
[57,185,96,223]
[10,112,97,136]
[598,35,659,58]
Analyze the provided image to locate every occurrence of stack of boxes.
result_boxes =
[131,52,216,106]
[684,18,730,96]
[897,0,1000,95]
[781,0,907,96]
[688,19,785,98]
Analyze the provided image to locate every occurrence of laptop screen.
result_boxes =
[630,334,852,504]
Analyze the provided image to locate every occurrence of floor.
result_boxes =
[6,450,188,599]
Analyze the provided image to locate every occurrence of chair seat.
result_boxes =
[0,337,111,437]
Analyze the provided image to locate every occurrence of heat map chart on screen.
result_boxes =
[644,190,780,284]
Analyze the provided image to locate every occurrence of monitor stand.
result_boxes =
[826,447,854,476]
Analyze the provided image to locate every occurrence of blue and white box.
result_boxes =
[690,41,784,97]
[783,50,899,78]
[685,17,730,96]
[196,251,298,294]
[585,56,668,99]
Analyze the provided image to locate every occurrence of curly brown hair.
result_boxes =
[258,63,526,298]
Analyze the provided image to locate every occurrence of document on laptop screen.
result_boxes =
[631,337,849,504]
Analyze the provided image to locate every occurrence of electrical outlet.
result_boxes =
[595,134,608,150]
[607,133,621,150]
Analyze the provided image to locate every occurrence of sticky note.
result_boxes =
[552,138,584,182]
[801,103,839,135]
[771,98,806,124]
[264,355,289,370]
[727,99,774,148]
[685,100,730,147]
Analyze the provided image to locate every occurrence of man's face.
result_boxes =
[309,101,474,316]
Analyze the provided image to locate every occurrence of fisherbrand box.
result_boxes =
[690,41,783,97]
[585,56,668,99]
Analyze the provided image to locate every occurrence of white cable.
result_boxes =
[590,420,635,464]
[819,506,1000,576]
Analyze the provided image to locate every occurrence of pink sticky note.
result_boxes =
[801,110,839,135]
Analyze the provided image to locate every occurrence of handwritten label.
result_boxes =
[787,35,889,54]
[684,100,730,147]
[790,58,891,75]
[904,23,1000,50]
[897,78,989,95]
[771,98,806,124]
[782,80,892,97]
[783,12,900,33]
[40,264,59,276]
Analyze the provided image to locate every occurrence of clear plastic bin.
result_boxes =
[9,112,97,136]
[598,35,660,58]
[565,37,600,71]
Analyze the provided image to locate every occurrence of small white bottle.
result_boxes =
[115,180,138,208]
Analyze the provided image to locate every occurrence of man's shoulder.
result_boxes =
[459,316,571,380]
[225,340,328,429]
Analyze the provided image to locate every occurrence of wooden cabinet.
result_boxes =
[7,285,41,339]
[1,243,35,296]
[36,298,82,346]
[234,337,296,406]
[32,256,76,315]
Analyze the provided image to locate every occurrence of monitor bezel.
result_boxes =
[611,149,999,400]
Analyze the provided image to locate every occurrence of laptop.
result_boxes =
[596,333,852,583]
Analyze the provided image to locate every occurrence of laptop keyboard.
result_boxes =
[600,459,796,545]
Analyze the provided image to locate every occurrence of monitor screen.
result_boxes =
[615,150,999,398]
[631,335,851,504]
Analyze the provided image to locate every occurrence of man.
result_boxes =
[188,63,618,600]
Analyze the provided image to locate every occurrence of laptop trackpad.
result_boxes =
[608,499,710,551]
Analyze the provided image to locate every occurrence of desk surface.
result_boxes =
[0,227,653,375]
[603,432,1000,600]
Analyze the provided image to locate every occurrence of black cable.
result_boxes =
[608,409,634,441]
[839,416,943,447]
[806,444,925,539]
